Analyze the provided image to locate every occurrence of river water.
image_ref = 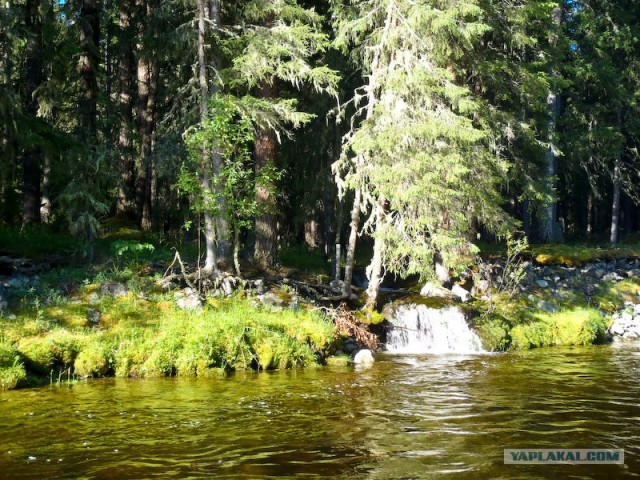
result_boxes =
[1,342,639,479]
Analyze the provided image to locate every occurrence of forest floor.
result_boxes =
[2,226,640,390]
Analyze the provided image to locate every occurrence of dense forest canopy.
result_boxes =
[1,0,639,308]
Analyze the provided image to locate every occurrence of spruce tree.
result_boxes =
[333,0,512,308]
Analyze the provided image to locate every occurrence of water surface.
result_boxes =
[1,342,639,479]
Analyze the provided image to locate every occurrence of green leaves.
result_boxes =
[333,0,511,281]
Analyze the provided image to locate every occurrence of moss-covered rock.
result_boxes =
[74,341,111,377]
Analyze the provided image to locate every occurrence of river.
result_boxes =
[1,342,639,479]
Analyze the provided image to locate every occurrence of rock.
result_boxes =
[535,279,549,288]
[538,301,559,313]
[592,268,606,279]
[258,292,285,310]
[620,312,633,324]
[435,261,451,285]
[221,277,235,297]
[451,284,472,303]
[353,349,374,365]
[0,285,6,311]
[610,322,625,336]
[100,281,129,298]
[86,309,101,325]
[627,269,640,278]
[634,304,640,315]
[420,282,451,298]
[603,272,624,282]
[472,280,490,296]
[174,288,202,310]
[329,279,343,292]
[254,279,266,294]
[343,338,357,354]
[623,330,639,340]
[5,275,29,289]
[86,292,100,306]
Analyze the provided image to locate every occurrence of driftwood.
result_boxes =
[322,303,380,350]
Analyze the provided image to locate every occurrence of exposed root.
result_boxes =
[325,303,379,351]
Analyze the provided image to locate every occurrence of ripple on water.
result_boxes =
[1,345,640,479]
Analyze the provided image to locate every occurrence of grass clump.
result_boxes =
[0,342,27,389]
[110,299,334,378]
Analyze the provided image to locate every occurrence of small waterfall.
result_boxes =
[386,304,485,354]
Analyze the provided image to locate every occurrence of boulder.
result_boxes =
[353,349,374,365]
[174,288,202,310]
[472,280,490,296]
[86,309,101,326]
[420,282,451,298]
[535,279,549,288]
[100,281,129,298]
[451,284,472,303]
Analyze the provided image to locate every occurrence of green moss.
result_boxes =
[325,355,350,367]
[510,308,606,349]
[593,279,640,312]
[17,336,56,374]
[473,316,510,351]
[0,365,27,389]
[74,341,111,377]
[531,243,640,267]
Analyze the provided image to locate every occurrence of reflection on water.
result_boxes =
[1,342,640,479]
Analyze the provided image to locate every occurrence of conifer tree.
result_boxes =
[333,0,512,308]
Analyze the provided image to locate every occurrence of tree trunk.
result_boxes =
[134,0,156,232]
[341,189,361,298]
[196,0,217,272]
[116,0,135,215]
[79,0,100,141]
[610,109,624,244]
[253,79,279,268]
[610,157,621,244]
[538,3,563,243]
[365,202,386,311]
[40,152,51,223]
[587,193,593,237]
[22,0,42,227]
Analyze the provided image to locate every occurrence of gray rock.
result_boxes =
[591,268,606,279]
[420,282,451,298]
[86,292,100,306]
[353,349,374,365]
[451,284,472,303]
[472,280,490,295]
[538,301,559,313]
[254,279,266,294]
[623,330,639,339]
[535,279,549,288]
[620,312,633,324]
[221,277,235,297]
[258,292,285,308]
[6,275,29,289]
[0,286,6,311]
[87,309,101,325]
[174,288,202,310]
[610,322,626,336]
[603,272,624,282]
[100,281,129,298]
